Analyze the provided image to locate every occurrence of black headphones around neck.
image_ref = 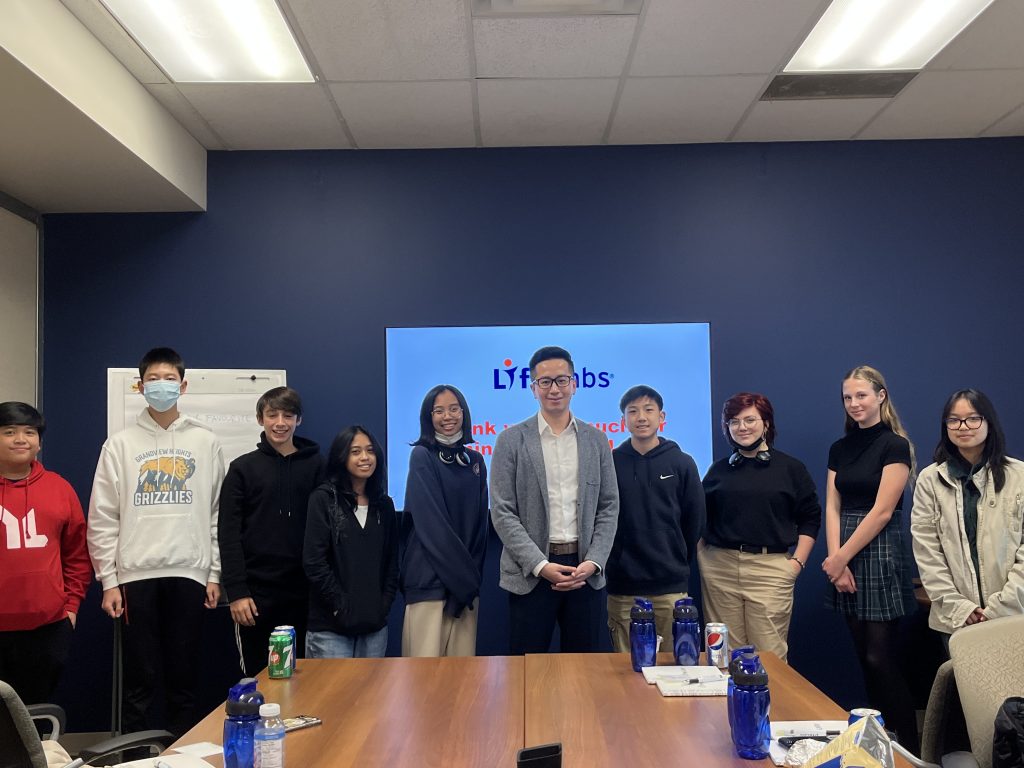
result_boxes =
[438,446,471,467]
[728,448,771,467]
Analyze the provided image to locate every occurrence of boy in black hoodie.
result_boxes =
[606,386,706,652]
[218,387,323,675]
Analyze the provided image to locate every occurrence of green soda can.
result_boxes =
[274,625,297,670]
[268,630,293,679]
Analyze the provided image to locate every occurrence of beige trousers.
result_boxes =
[607,592,688,654]
[697,542,798,662]
[402,598,479,657]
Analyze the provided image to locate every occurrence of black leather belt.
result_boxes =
[716,543,788,555]
[548,541,578,556]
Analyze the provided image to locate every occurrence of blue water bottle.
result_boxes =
[726,646,757,731]
[728,650,771,760]
[672,597,701,666]
[629,598,657,672]
[223,678,265,768]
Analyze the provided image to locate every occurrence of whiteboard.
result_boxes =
[106,368,287,467]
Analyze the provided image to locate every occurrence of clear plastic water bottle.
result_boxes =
[629,598,657,672]
[254,702,286,768]
[672,597,701,666]
[728,649,771,760]
[223,678,264,768]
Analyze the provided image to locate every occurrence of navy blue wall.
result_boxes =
[42,138,1024,732]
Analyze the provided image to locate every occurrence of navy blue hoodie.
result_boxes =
[400,445,489,617]
[607,438,705,596]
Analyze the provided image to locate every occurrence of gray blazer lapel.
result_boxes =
[524,416,550,514]
[575,416,594,493]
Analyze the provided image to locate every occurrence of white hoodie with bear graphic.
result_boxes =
[87,408,224,590]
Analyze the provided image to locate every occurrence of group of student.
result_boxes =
[1,345,1022,754]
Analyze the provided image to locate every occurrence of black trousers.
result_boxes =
[0,617,73,704]
[121,577,206,737]
[234,596,307,677]
[508,553,605,654]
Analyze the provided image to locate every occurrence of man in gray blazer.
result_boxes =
[490,346,619,653]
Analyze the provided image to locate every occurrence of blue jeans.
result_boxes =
[305,627,388,658]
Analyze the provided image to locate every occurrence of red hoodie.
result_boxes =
[0,460,91,631]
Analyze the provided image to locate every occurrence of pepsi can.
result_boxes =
[848,708,885,727]
[705,622,730,668]
[274,625,297,670]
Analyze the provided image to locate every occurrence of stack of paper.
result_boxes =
[640,665,730,697]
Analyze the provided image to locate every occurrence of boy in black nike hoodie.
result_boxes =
[606,386,706,651]
[218,387,323,675]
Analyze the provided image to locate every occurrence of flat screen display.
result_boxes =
[385,323,712,509]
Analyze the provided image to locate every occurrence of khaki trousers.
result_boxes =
[402,599,479,657]
[607,592,688,654]
[697,543,798,662]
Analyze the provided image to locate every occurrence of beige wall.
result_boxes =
[0,207,38,404]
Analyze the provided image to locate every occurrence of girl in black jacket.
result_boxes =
[303,425,398,658]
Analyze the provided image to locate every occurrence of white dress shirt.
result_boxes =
[531,411,583,578]
[538,410,579,543]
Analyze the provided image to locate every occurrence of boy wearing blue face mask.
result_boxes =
[87,346,225,737]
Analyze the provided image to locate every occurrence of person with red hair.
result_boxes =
[698,392,820,662]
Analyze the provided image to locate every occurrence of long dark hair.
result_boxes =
[325,425,387,502]
[934,389,1008,492]
[411,385,472,449]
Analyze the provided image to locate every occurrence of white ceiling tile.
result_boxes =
[329,81,475,148]
[734,98,889,142]
[288,0,470,81]
[983,103,1024,136]
[929,0,1024,71]
[473,16,636,78]
[860,70,1024,139]
[478,79,618,146]
[630,0,825,77]
[610,75,765,144]
[145,84,225,149]
[177,84,350,149]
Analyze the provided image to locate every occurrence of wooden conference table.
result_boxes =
[173,652,868,767]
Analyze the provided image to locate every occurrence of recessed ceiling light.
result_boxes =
[471,0,643,16]
[99,0,313,83]
[785,0,995,73]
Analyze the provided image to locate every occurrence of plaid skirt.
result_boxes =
[824,508,916,621]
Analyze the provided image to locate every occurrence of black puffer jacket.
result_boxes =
[994,697,1024,768]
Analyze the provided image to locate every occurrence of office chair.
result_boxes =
[898,615,1024,768]
[0,680,175,768]
[948,615,1024,768]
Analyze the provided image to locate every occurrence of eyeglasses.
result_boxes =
[533,376,573,390]
[726,416,762,429]
[944,416,985,430]
[431,405,463,417]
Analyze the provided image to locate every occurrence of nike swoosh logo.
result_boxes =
[660,474,674,480]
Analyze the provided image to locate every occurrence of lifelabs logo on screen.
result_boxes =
[491,358,614,390]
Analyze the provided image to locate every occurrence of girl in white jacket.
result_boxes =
[911,389,1024,642]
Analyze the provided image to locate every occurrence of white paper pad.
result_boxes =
[641,665,728,685]
[171,742,223,757]
[768,720,849,766]
[641,665,729,697]
[115,755,216,768]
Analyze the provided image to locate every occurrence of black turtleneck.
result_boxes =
[828,422,911,510]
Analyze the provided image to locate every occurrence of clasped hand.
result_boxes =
[541,561,596,591]
[822,554,857,593]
